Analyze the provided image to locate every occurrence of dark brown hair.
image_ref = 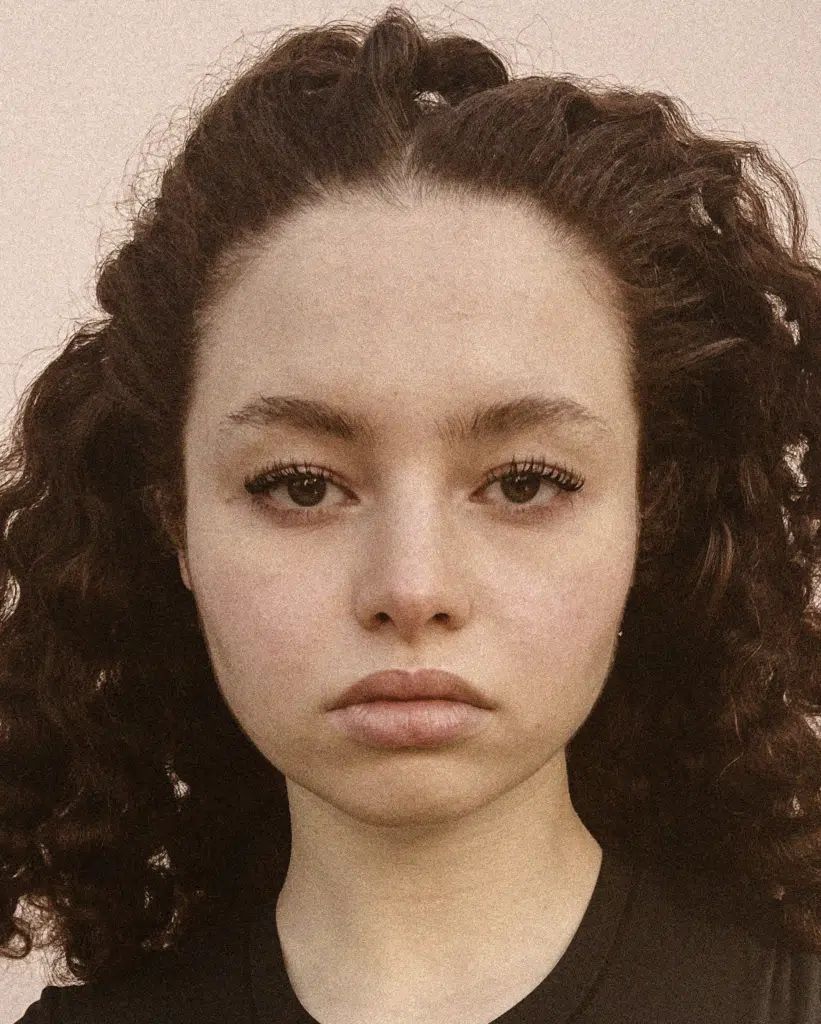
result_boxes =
[2,4,821,988]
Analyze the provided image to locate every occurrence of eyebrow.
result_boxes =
[218,393,612,449]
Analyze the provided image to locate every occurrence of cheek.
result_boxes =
[188,566,328,760]
[501,536,633,695]
[501,581,620,744]
[184,529,346,695]
[502,537,629,631]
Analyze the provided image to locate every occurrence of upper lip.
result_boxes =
[329,669,496,711]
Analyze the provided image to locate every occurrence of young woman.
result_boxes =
[5,6,821,1022]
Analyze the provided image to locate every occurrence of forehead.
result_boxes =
[194,194,635,433]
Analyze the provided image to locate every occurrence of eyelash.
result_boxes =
[243,456,585,524]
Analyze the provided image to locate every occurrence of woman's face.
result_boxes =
[177,193,641,828]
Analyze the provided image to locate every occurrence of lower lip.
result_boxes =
[327,700,491,748]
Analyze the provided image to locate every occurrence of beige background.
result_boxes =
[1,0,819,1018]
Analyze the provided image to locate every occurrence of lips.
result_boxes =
[329,669,496,711]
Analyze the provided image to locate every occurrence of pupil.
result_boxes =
[284,471,541,509]
[288,475,326,507]
[501,472,540,504]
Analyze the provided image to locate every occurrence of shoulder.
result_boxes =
[607,857,821,1023]
[13,904,255,1024]
[14,984,62,1023]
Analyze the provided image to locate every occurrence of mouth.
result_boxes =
[327,697,492,747]
[329,668,496,711]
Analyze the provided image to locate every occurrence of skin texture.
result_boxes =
[176,193,641,1023]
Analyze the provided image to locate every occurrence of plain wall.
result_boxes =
[1,0,819,1018]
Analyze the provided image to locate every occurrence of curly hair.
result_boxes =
[2,3,821,989]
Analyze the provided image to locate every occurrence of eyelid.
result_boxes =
[242,456,584,492]
[242,455,585,522]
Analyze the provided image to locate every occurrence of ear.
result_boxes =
[177,549,192,591]
[140,484,191,589]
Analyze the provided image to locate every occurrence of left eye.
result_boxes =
[243,457,585,522]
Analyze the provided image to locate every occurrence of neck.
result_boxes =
[273,755,603,1018]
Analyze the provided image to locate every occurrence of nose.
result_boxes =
[354,494,471,642]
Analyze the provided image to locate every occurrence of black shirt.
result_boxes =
[15,846,821,1023]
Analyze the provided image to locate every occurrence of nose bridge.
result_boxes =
[368,458,479,615]
[359,470,467,634]
[371,468,453,568]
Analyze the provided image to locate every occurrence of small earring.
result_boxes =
[618,629,624,637]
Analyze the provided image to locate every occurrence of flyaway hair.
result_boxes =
[1,5,821,987]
